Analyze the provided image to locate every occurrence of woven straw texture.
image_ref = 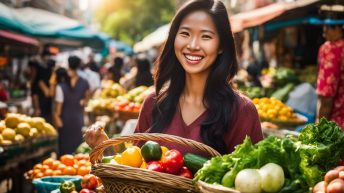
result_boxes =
[197,181,240,193]
[90,133,221,193]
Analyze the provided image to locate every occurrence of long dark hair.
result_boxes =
[151,0,239,154]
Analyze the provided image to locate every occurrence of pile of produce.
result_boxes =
[59,174,99,193]
[101,140,208,179]
[0,113,57,145]
[194,118,344,193]
[252,97,305,125]
[115,86,154,113]
[86,81,125,113]
[26,154,91,179]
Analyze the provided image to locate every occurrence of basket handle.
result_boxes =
[90,133,221,164]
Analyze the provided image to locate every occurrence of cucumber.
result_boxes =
[183,153,209,174]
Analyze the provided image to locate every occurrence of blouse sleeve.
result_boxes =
[134,93,155,133]
[55,85,64,103]
[316,43,341,97]
[245,101,264,144]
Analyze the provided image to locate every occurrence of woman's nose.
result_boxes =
[187,37,200,50]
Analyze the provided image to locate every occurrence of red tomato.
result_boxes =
[81,174,98,190]
[179,166,193,179]
[79,189,96,193]
[147,161,165,172]
[161,149,184,174]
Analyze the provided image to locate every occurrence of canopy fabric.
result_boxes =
[110,40,134,56]
[0,30,39,46]
[0,2,109,50]
[134,24,170,53]
[230,3,286,33]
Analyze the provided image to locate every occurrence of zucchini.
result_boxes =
[183,153,209,174]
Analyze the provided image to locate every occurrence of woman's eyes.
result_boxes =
[202,35,212,39]
[178,31,212,40]
[179,31,189,37]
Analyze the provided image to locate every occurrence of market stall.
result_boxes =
[0,113,58,193]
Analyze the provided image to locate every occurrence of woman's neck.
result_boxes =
[182,73,207,105]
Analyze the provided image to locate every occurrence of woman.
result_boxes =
[85,0,263,154]
[121,55,154,89]
[54,56,90,156]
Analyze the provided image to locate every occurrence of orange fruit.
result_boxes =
[77,159,87,166]
[63,166,77,175]
[56,164,66,172]
[34,172,44,179]
[40,165,50,172]
[77,166,90,176]
[42,158,54,168]
[53,170,62,176]
[60,154,75,166]
[51,160,60,170]
[33,164,43,170]
[44,169,54,176]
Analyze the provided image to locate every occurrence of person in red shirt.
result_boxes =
[84,0,263,154]
[316,5,344,129]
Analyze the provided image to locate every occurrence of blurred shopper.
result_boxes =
[316,5,344,129]
[31,49,55,123]
[87,53,100,73]
[54,56,90,156]
[108,57,124,83]
[49,67,69,97]
[85,0,263,155]
[246,62,262,87]
[78,62,101,94]
[121,55,153,89]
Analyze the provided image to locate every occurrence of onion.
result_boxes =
[235,169,262,193]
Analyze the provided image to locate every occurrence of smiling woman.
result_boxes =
[84,0,263,155]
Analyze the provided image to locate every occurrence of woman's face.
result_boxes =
[174,10,221,76]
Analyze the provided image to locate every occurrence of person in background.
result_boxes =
[135,56,154,87]
[108,57,124,83]
[316,5,344,129]
[53,56,90,156]
[78,62,101,94]
[246,62,262,87]
[121,55,154,89]
[86,53,100,73]
[84,0,263,155]
[31,49,55,123]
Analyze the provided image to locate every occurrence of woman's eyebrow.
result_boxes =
[179,26,215,34]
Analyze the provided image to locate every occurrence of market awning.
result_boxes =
[230,0,322,32]
[230,3,286,33]
[0,2,109,51]
[0,30,39,46]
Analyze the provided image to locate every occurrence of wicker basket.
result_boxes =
[90,133,221,193]
[197,181,240,193]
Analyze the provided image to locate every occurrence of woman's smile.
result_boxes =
[184,54,204,65]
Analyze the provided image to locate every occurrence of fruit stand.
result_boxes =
[0,136,57,193]
[0,113,58,193]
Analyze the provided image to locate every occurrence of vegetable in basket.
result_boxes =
[60,181,76,193]
[81,174,98,190]
[194,118,344,192]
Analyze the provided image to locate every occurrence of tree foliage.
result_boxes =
[95,0,176,45]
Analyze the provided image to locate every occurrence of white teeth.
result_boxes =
[185,54,203,61]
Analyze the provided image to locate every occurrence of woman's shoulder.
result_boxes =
[234,91,257,113]
[141,92,156,111]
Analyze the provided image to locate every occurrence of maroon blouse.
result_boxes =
[135,92,263,156]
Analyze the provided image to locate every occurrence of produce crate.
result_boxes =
[90,133,221,193]
[115,110,139,123]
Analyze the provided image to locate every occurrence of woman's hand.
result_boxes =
[83,124,109,149]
